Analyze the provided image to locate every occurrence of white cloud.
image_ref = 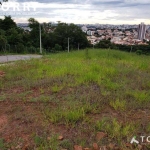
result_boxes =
[0,0,149,24]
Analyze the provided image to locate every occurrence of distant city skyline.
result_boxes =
[0,0,150,24]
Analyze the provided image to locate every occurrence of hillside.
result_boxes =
[0,49,150,150]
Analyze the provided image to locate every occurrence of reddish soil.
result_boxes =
[0,101,46,149]
[0,115,7,132]
[0,71,5,77]
[1,100,150,149]
[1,85,150,149]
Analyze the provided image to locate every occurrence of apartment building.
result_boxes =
[138,22,146,40]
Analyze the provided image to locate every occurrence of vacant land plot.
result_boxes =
[0,49,150,150]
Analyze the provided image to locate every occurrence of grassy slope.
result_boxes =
[0,49,150,149]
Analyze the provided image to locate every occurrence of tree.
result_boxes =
[6,28,23,45]
[96,39,112,49]
[0,19,3,27]
[28,18,39,29]
[0,29,5,36]
[54,44,62,52]
[0,35,7,52]
[53,23,89,50]
[0,16,90,53]
[16,43,25,53]
[28,18,41,48]
[42,22,53,33]
[0,0,8,5]
[0,16,17,31]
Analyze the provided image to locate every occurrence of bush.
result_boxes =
[27,46,40,54]
[136,50,142,55]
[16,43,25,53]
[54,44,62,51]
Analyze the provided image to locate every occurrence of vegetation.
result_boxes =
[95,39,150,55]
[0,49,150,149]
[0,16,89,54]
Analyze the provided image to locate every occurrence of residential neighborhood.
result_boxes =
[81,23,150,46]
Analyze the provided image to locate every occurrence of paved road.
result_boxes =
[0,55,42,63]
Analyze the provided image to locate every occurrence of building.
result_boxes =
[81,26,88,33]
[138,22,146,41]
[87,30,95,36]
[147,26,150,34]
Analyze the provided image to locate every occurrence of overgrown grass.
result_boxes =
[95,117,137,143]
[110,99,126,111]
[0,49,150,149]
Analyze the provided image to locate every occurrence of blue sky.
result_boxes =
[0,0,150,24]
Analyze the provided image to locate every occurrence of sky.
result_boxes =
[0,0,150,24]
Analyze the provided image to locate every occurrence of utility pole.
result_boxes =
[39,24,42,54]
[68,37,70,53]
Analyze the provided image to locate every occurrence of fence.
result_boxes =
[0,44,42,55]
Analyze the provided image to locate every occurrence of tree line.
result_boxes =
[95,39,150,55]
[0,16,89,54]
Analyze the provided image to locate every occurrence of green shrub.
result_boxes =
[60,139,73,150]
[136,50,142,55]
[0,138,4,149]
[16,43,25,53]
[54,44,62,51]
[110,99,126,111]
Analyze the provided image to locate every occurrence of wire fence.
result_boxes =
[0,44,73,56]
[0,45,42,55]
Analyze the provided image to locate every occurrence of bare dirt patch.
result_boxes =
[0,101,46,149]
[0,115,8,132]
[0,70,5,77]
